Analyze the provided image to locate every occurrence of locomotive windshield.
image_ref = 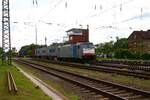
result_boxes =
[82,43,94,49]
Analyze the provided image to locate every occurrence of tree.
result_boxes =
[141,53,150,60]
[114,49,139,59]
[95,41,114,54]
[113,38,129,59]
[19,44,41,56]
[114,38,128,49]
[11,47,18,57]
[0,47,3,57]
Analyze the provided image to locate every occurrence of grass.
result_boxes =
[13,61,79,100]
[0,63,52,100]
[26,59,150,92]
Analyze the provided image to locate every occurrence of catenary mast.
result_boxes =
[2,0,11,65]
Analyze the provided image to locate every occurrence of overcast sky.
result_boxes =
[0,0,150,50]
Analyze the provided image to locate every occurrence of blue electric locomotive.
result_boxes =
[35,42,95,62]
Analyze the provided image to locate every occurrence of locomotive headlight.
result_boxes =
[83,48,95,54]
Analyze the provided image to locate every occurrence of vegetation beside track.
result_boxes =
[0,63,51,100]
[25,59,150,92]
[13,61,79,100]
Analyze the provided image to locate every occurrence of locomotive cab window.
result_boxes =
[78,45,80,49]
[42,50,46,53]
[49,49,55,53]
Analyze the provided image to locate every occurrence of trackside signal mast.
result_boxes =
[2,0,11,65]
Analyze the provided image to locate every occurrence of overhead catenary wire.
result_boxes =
[75,0,136,28]
[89,0,135,17]
[91,0,150,31]
[40,0,65,20]
[10,0,150,44]
[38,0,142,31]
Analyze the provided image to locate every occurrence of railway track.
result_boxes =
[96,62,150,72]
[14,59,150,100]
[97,59,150,66]
[31,58,150,79]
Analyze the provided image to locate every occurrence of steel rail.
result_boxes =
[96,62,150,72]
[14,59,150,100]
[32,59,150,79]
[14,59,126,100]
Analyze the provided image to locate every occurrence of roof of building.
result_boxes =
[129,30,150,39]
[66,28,87,32]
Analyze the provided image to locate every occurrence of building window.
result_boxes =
[70,36,73,40]
[134,42,136,47]
[134,35,136,39]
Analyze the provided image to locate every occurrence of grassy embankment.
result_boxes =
[0,62,52,100]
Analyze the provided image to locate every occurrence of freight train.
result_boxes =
[34,42,95,63]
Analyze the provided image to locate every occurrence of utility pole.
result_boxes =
[33,0,38,45]
[45,37,47,46]
[35,24,37,45]
[2,0,11,65]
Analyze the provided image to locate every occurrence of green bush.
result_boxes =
[114,49,130,59]
[114,49,141,59]
[141,53,150,60]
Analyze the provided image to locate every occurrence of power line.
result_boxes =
[40,0,65,19]
[89,0,135,18]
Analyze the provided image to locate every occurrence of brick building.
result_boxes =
[66,26,89,44]
[128,30,150,53]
